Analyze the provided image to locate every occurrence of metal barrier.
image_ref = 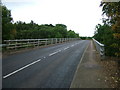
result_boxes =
[3,38,80,50]
[92,38,105,59]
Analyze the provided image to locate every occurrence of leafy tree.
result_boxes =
[2,5,80,40]
[100,2,120,57]
[54,24,67,38]
[67,30,79,38]
[80,37,92,40]
[94,24,114,56]
[2,5,16,40]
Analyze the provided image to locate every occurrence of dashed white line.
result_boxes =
[43,57,46,59]
[64,47,69,50]
[3,59,42,79]
[58,50,61,52]
[71,45,74,47]
[3,43,80,79]
[49,51,59,56]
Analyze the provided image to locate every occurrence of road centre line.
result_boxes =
[3,42,80,79]
[71,45,74,47]
[4,49,62,79]
[3,59,42,79]
[64,47,69,50]
[43,57,46,59]
[58,50,61,52]
[49,51,60,56]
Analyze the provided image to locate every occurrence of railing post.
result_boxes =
[100,45,105,60]
[59,38,60,43]
[62,38,64,43]
[8,40,10,50]
[15,40,17,50]
[51,38,53,44]
[33,39,35,47]
[38,39,39,47]
[28,39,30,47]
[45,39,47,46]
[56,38,57,44]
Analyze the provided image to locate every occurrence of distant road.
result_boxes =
[3,40,90,88]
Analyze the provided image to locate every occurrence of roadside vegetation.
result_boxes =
[94,2,120,57]
[93,2,120,88]
[2,5,80,42]
[80,37,92,40]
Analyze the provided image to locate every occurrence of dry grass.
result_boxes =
[98,57,120,88]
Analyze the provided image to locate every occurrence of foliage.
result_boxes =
[80,37,92,40]
[2,5,16,40]
[94,2,120,57]
[67,30,79,38]
[2,5,80,41]
[94,24,115,56]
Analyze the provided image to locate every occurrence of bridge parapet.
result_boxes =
[3,38,80,50]
[92,38,105,59]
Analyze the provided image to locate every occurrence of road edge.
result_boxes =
[70,40,90,88]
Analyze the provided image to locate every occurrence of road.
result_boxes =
[3,40,90,88]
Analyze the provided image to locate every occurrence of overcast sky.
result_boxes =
[2,0,103,37]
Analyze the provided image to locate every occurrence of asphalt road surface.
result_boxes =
[3,40,90,88]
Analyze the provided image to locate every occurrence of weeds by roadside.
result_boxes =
[99,57,120,88]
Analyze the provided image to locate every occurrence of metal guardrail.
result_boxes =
[92,38,105,59]
[3,38,80,50]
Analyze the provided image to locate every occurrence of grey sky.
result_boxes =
[2,0,103,37]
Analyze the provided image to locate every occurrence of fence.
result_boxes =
[3,38,80,50]
[92,38,105,59]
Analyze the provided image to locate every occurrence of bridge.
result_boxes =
[2,38,106,88]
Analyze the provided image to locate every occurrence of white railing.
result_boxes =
[92,38,105,59]
[3,38,80,50]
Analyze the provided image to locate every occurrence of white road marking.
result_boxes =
[49,51,59,56]
[3,42,81,79]
[3,59,41,79]
[43,57,46,59]
[71,45,74,47]
[58,50,61,52]
[64,47,69,50]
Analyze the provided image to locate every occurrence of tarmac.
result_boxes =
[70,40,109,88]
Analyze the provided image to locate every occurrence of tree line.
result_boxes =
[2,5,80,41]
[93,2,120,57]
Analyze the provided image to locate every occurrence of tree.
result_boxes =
[2,5,16,40]
[100,2,120,57]
[67,30,79,38]
[54,24,67,38]
[2,5,80,40]
[94,24,114,56]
